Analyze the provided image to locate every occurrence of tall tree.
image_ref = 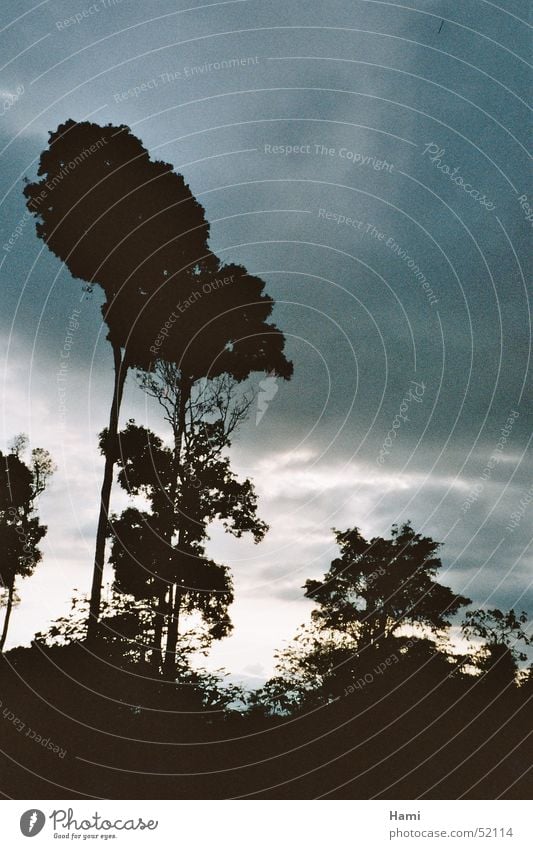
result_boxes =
[24,120,292,640]
[138,263,292,666]
[305,522,470,655]
[137,365,258,672]
[259,522,471,708]
[0,436,54,651]
[108,375,267,676]
[23,120,214,641]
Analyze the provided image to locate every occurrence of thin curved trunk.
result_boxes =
[0,579,15,653]
[87,341,127,643]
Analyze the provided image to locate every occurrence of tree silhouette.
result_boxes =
[24,120,292,641]
[0,436,54,651]
[23,120,214,641]
[259,522,471,708]
[305,522,470,654]
[138,263,293,671]
[107,376,267,676]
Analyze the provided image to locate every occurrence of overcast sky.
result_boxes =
[1,0,531,683]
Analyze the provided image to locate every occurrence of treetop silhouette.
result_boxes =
[0,435,54,651]
[23,119,292,381]
[256,522,474,708]
[23,120,213,369]
[305,521,471,652]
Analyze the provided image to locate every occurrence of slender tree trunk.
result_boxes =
[87,342,127,643]
[163,374,191,676]
[0,579,15,653]
[163,587,181,677]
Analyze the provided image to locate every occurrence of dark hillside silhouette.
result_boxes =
[0,500,531,798]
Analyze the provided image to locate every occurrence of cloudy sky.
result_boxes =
[1,0,531,682]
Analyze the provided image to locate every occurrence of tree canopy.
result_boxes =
[0,436,54,651]
[305,522,471,652]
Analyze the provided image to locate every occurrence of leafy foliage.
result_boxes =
[462,608,531,683]
[257,522,473,712]
[106,398,267,672]
[305,522,471,651]
[0,436,54,650]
